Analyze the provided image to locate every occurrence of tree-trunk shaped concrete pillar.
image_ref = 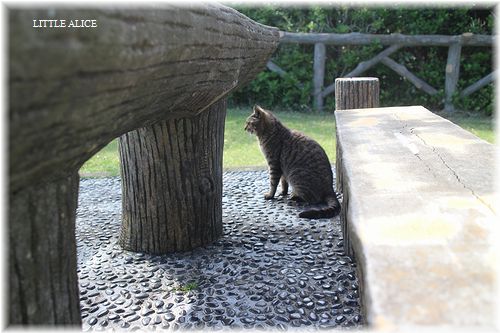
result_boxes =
[10,5,278,325]
[335,77,380,193]
[335,77,379,257]
[119,100,226,253]
[9,173,81,325]
[335,77,380,110]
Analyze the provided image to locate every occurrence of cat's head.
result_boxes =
[244,105,273,136]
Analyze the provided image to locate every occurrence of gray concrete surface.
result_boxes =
[335,105,498,331]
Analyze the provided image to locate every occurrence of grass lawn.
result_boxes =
[80,139,120,177]
[79,107,495,177]
[439,112,496,144]
[223,108,336,169]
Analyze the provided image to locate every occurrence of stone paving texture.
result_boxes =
[77,171,363,331]
[335,106,498,331]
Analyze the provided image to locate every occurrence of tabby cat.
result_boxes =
[244,105,340,219]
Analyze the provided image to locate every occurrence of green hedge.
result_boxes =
[230,6,494,115]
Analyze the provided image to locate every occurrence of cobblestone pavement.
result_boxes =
[77,171,363,331]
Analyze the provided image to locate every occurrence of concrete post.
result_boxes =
[335,77,380,257]
[335,77,380,110]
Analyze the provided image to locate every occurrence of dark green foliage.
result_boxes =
[230,6,494,115]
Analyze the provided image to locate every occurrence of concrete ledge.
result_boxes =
[335,106,498,330]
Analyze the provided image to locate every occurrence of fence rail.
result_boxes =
[269,31,495,111]
[280,31,493,46]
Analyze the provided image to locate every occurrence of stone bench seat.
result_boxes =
[335,105,497,330]
[9,6,279,325]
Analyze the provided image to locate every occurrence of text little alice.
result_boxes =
[33,19,97,28]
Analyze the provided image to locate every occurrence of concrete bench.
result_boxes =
[335,105,497,330]
[9,6,279,325]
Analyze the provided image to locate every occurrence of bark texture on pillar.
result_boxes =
[9,173,81,326]
[335,77,380,110]
[119,100,226,254]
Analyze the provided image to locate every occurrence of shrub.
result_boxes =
[230,6,494,115]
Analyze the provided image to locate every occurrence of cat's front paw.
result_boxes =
[264,193,274,200]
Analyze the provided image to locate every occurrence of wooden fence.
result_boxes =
[268,32,495,111]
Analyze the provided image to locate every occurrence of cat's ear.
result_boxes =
[253,105,265,117]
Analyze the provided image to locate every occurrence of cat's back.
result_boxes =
[282,130,332,175]
[285,130,329,162]
[280,129,333,201]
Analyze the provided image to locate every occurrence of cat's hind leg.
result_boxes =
[289,192,305,202]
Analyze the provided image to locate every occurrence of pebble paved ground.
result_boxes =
[77,170,363,331]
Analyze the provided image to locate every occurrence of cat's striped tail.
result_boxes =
[298,195,340,219]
